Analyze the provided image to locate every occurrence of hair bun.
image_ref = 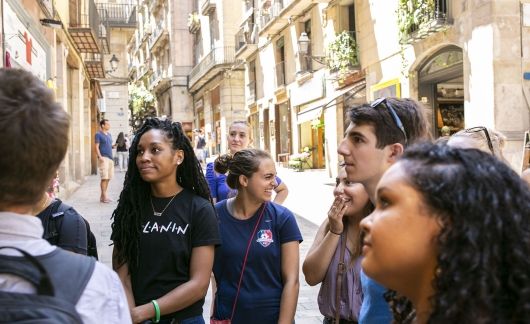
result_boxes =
[214,154,233,174]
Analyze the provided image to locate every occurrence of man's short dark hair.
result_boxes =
[99,119,108,127]
[0,69,69,208]
[346,97,431,149]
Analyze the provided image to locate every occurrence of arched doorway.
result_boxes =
[417,46,464,137]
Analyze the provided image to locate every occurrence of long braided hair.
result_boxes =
[111,118,212,270]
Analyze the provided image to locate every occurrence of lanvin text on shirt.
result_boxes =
[142,221,189,234]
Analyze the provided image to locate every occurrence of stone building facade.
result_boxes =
[1,0,113,195]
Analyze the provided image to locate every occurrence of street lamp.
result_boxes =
[297,32,326,65]
[107,54,119,73]
[298,32,310,55]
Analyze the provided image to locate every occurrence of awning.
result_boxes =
[297,107,323,124]
[295,79,366,124]
[323,80,366,110]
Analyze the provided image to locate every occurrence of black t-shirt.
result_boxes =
[131,189,221,320]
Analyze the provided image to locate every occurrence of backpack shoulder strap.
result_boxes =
[0,247,54,295]
[0,247,95,304]
[53,199,71,215]
[39,199,65,244]
[37,249,96,303]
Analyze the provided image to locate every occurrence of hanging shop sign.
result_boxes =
[4,1,48,81]
[370,78,401,100]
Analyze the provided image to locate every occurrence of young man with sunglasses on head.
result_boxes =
[337,97,430,323]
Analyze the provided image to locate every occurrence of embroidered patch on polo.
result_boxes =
[256,229,274,247]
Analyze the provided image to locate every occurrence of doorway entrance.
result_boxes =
[417,46,464,137]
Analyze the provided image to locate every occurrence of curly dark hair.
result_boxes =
[111,118,212,270]
[346,98,431,149]
[387,142,530,323]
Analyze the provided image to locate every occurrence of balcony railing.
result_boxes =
[97,4,137,28]
[82,53,105,78]
[149,20,168,50]
[189,46,238,88]
[150,67,171,91]
[137,59,153,79]
[258,0,283,29]
[235,23,257,52]
[149,70,161,86]
[69,0,101,53]
[399,0,450,44]
[98,21,110,54]
[274,61,285,88]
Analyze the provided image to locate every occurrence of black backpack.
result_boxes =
[0,246,95,323]
[41,199,99,260]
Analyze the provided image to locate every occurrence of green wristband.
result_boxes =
[151,299,160,323]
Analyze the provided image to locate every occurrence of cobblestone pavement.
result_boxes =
[65,168,328,323]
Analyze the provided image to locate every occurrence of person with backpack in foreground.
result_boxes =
[35,187,99,259]
[0,68,130,323]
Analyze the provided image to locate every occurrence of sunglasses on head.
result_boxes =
[464,126,494,155]
[370,98,408,145]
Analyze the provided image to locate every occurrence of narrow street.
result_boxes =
[64,165,335,323]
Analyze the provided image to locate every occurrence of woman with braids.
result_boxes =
[111,118,221,324]
[211,149,302,323]
[360,142,530,323]
[303,166,372,324]
[206,120,288,204]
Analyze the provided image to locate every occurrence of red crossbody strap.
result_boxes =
[229,202,267,320]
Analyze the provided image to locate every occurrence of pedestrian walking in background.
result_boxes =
[111,118,220,324]
[338,97,430,324]
[206,120,289,204]
[360,143,530,323]
[0,68,130,323]
[95,119,114,203]
[211,149,302,324]
[116,131,129,172]
[194,128,207,166]
[303,166,373,324]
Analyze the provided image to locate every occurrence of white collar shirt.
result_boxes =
[0,212,131,324]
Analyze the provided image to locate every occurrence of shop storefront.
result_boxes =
[417,46,464,137]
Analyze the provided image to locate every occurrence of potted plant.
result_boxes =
[327,31,359,77]
[288,147,312,172]
[397,0,436,43]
